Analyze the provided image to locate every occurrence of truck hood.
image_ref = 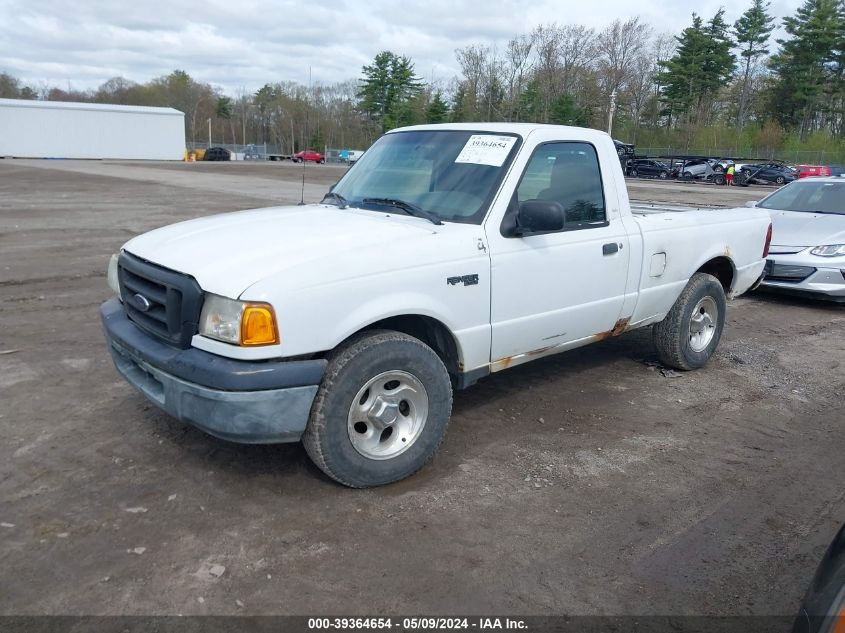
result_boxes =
[122,204,451,297]
[768,209,845,247]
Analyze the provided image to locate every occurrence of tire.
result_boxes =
[302,330,453,488]
[318,158,325,164]
[630,169,638,177]
[683,171,693,180]
[659,171,668,179]
[713,174,725,186]
[652,273,727,371]
[775,176,785,185]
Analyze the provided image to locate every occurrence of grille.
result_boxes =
[766,261,817,283]
[117,252,203,348]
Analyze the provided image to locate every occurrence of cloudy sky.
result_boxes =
[0,0,802,94]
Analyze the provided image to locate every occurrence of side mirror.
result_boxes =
[517,200,564,234]
[745,200,758,208]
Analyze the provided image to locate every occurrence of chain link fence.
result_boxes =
[636,146,844,165]
[186,142,286,159]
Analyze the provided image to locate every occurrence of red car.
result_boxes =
[796,165,832,178]
[293,149,325,164]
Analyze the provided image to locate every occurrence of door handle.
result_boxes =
[602,242,619,255]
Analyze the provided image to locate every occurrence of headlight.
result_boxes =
[810,244,845,257]
[107,253,121,299]
[199,294,279,346]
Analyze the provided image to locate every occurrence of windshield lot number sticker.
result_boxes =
[455,135,517,167]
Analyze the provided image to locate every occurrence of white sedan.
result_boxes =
[754,177,845,302]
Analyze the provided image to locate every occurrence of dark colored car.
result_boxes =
[739,163,796,185]
[204,147,231,161]
[793,523,845,633]
[613,139,635,158]
[827,164,845,176]
[628,159,671,179]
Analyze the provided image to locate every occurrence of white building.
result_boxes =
[0,98,185,160]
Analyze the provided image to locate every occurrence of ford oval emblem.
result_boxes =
[133,293,151,312]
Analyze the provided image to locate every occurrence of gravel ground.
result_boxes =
[0,159,842,618]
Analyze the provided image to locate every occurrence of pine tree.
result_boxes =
[733,0,776,131]
[658,11,736,127]
[425,91,449,123]
[358,51,424,132]
[768,0,843,137]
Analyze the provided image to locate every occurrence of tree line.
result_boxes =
[1,0,843,159]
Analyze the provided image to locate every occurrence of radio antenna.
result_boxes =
[297,160,306,206]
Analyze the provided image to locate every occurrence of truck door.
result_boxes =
[486,141,631,365]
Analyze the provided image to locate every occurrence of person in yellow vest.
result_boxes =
[726,163,735,186]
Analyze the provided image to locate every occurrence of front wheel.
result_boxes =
[652,273,727,371]
[318,158,325,164]
[659,171,668,179]
[630,169,638,177]
[302,331,453,488]
[775,176,785,185]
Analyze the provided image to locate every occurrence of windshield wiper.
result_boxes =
[321,191,348,209]
[362,197,443,225]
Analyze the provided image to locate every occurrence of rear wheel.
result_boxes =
[683,171,693,180]
[653,273,727,371]
[659,171,668,179]
[775,176,785,185]
[302,331,453,488]
[630,168,639,177]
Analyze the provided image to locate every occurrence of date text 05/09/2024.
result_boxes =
[307,617,528,630]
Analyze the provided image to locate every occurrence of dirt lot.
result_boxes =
[0,159,843,617]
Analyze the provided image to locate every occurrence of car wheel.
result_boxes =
[714,174,725,185]
[683,171,693,180]
[659,171,668,179]
[630,169,638,177]
[775,176,785,185]
[652,273,727,371]
[302,330,453,488]
[319,158,325,164]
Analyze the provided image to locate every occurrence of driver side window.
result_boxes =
[516,142,606,229]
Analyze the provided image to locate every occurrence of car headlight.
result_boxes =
[199,293,279,346]
[810,244,845,257]
[107,253,121,299]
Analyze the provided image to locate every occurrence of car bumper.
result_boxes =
[101,297,326,443]
[760,254,845,302]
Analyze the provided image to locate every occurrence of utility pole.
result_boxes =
[207,118,212,147]
[607,89,617,136]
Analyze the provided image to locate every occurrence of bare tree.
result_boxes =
[558,24,597,95]
[532,24,564,122]
[455,44,489,121]
[503,34,533,120]
[596,16,652,132]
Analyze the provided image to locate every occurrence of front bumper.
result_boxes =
[760,254,845,303]
[101,298,326,443]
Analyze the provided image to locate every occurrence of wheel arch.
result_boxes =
[341,314,464,386]
[695,256,735,295]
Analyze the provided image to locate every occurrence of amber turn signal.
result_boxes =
[240,304,279,346]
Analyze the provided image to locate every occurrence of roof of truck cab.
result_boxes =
[388,122,611,140]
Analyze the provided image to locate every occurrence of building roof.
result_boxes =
[0,98,183,117]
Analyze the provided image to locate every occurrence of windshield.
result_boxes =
[328,130,521,224]
[758,179,845,214]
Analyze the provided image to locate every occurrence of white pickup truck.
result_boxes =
[101,123,772,487]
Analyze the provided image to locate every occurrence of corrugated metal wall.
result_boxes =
[0,99,185,160]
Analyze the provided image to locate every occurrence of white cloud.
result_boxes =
[0,0,803,94]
